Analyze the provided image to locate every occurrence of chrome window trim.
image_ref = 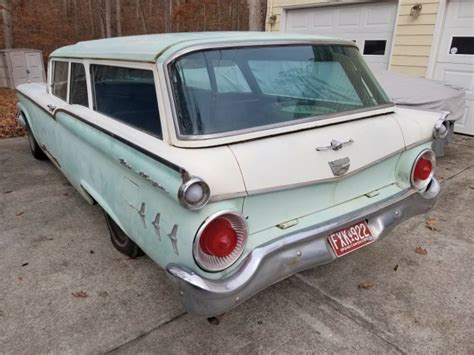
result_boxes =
[163,40,395,143]
[50,59,70,103]
[88,62,164,139]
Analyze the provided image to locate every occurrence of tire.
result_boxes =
[25,120,47,160]
[104,212,144,258]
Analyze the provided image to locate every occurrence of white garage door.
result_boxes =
[434,0,474,136]
[284,2,398,70]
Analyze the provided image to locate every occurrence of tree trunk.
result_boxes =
[99,0,106,38]
[73,0,78,40]
[137,0,147,33]
[247,0,265,31]
[116,0,121,36]
[1,0,13,48]
[105,0,112,37]
[88,0,96,38]
[164,0,170,33]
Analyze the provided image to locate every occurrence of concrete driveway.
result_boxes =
[1,135,473,353]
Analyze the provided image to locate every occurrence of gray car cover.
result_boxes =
[373,68,466,122]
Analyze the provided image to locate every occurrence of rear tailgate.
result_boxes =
[228,113,406,233]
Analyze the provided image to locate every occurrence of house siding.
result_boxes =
[266,0,441,77]
[390,0,440,77]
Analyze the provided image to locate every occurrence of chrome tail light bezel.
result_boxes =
[411,149,436,191]
[178,176,211,210]
[193,210,248,272]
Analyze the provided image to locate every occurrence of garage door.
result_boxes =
[284,2,398,70]
[434,0,474,136]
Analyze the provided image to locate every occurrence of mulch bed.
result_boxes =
[0,88,25,138]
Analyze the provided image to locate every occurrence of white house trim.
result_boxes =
[426,0,448,79]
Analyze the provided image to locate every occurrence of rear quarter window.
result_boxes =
[90,65,162,138]
[52,61,68,101]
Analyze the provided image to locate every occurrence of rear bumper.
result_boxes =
[166,178,440,317]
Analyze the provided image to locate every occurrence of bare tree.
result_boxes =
[163,0,170,32]
[73,0,78,40]
[137,0,147,33]
[105,0,112,37]
[88,0,96,38]
[99,0,106,38]
[116,0,122,36]
[247,0,265,31]
[0,0,13,48]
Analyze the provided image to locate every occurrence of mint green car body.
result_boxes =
[16,32,443,316]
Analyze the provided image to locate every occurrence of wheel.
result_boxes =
[25,120,47,160]
[104,212,144,258]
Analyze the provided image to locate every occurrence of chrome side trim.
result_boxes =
[16,90,186,174]
[243,148,405,197]
[166,178,440,317]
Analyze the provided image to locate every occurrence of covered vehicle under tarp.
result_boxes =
[373,69,466,156]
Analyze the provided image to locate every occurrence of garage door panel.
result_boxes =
[338,7,361,27]
[366,4,397,27]
[434,0,474,135]
[286,9,309,31]
[284,2,397,69]
[311,11,333,29]
[445,0,474,27]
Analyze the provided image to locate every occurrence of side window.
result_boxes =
[70,63,89,107]
[90,65,162,138]
[52,61,68,101]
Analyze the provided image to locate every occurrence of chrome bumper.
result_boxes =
[166,178,440,317]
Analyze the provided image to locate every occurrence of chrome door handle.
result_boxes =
[316,139,354,152]
[46,104,56,112]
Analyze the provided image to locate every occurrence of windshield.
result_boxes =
[169,44,392,137]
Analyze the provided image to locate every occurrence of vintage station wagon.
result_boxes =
[15,32,447,317]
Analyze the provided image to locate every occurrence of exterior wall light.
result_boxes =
[410,4,422,18]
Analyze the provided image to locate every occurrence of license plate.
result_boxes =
[328,221,374,257]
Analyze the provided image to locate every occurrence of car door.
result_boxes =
[22,60,69,166]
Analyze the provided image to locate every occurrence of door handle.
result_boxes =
[316,139,354,152]
[46,104,56,112]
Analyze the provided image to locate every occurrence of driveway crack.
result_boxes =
[293,274,407,354]
[104,311,187,354]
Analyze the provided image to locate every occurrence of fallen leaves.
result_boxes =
[0,88,25,138]
[71,291,88,298]
[425,217,439,232]
[358,281,374,289]
[415,246,428,255]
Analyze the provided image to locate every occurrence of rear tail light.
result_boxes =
[194,211,248,272]
[411,150,435,190]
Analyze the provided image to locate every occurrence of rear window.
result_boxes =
[170,45,391,138]
[90,65,162,138]
[52,61,68,101]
